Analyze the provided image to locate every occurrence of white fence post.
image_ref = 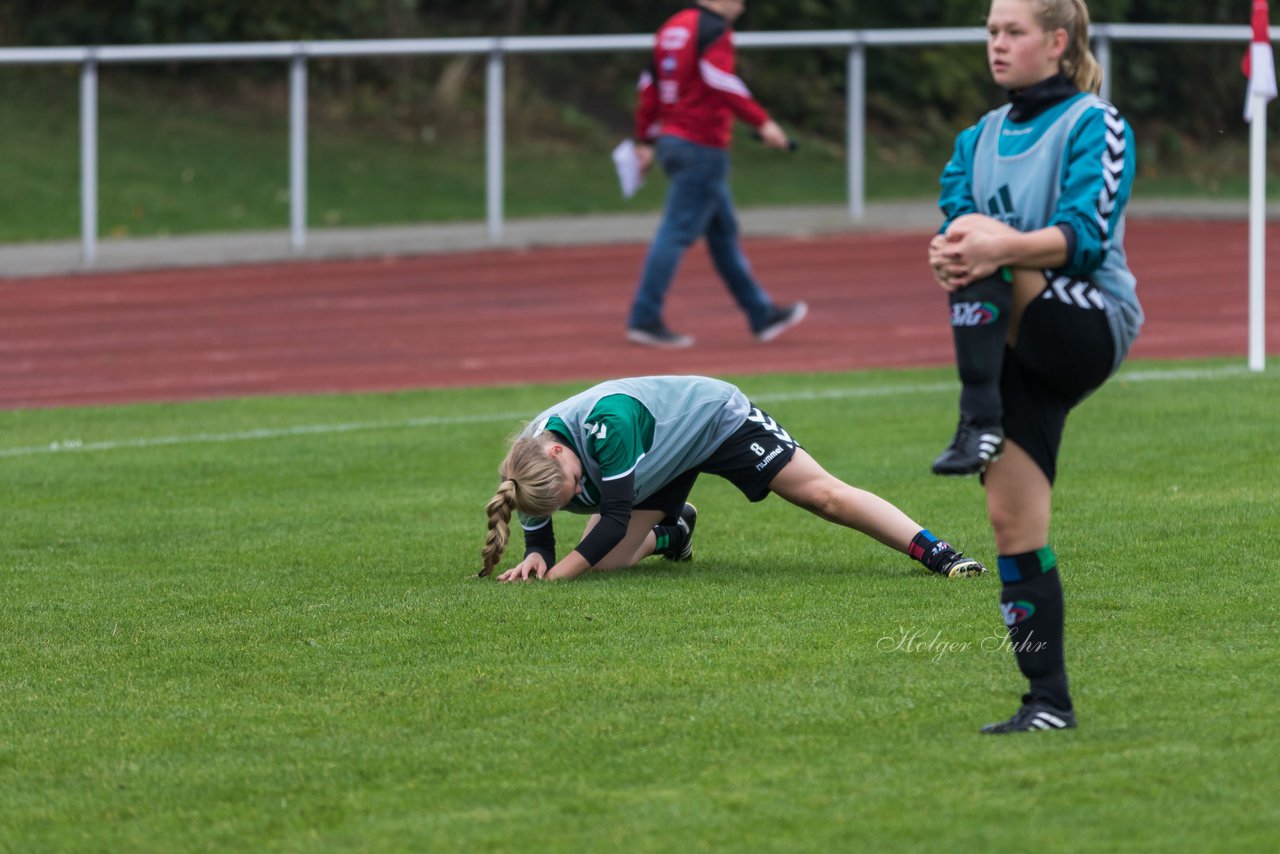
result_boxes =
[847,43,865,222]
[1094,34,1112,103]
[289,51,308,254]
[80,56,98,266]
[486,47,504,242]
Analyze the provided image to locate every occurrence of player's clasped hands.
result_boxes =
[929,213,1019,291]
[497,554,549,583]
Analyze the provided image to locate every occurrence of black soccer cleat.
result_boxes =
[935,551,987,578]
[932,419,1005,476]
[665,502,698,562]
[980,699,1077,734]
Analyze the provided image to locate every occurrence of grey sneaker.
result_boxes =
[754,302,808,342]
[627,322,694,349]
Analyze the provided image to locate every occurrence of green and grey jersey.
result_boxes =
[517,375,750,534]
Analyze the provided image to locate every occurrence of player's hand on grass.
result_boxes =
[497,554,548,583]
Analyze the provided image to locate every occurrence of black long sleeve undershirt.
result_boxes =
[572,472,635,567]
[521,472,637,568]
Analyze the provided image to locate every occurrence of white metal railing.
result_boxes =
[0,24,1269,265]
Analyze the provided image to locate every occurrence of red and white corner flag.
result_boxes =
[1244,0,1277,122]
[1245,1,1273,372]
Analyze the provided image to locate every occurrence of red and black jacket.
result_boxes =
[634,5,771,149]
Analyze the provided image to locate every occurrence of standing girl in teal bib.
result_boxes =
[928,0,1143,733]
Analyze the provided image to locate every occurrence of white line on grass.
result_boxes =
[0,413,531,459]
[0,363,1261,459]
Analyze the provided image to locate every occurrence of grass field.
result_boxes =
[2,67,1276,244]
[1,358,1277,851]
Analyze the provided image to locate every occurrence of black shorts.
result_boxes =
[636,404,800,519]
[1001,274,1117,484]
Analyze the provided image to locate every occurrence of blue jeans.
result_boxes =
[627,136,774,331]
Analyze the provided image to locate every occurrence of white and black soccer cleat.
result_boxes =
[932,418,1005,477]
[980,700,1077,734]
[665,502,698,562]
[935,551,987,578]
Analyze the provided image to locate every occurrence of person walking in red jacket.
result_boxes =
[625,0,807,348]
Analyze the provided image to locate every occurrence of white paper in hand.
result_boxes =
[612,139,644,200]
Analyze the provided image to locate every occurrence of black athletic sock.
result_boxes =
[652,522,686,558]
[948,271,1012,423]
[997,548,1071,710]
[909,529,958,573]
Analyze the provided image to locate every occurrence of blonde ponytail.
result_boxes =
[1033,0,1103,94]
[478,433,567,577]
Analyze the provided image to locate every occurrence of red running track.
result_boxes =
[0,219,1276,409]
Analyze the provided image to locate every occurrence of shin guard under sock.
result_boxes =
[997,548,1071,710]
[949,271,1012,423]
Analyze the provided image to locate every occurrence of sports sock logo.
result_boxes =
[951,301,1001,327]
[1001,600,1036,626]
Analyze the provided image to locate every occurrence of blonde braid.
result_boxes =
[478,433,567,577]
[480,479,517,577]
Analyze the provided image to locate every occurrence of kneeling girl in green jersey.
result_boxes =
[480,375,986,583]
